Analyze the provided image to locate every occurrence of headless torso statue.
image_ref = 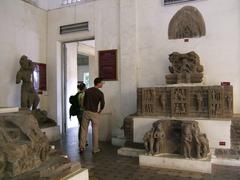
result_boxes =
[16,55,40,110]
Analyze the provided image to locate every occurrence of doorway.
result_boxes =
[62,39,96,131]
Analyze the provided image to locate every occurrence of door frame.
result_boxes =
[61,37,95,134]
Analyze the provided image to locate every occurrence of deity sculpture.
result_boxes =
[166,51,204,84]
[196,93,203,112]
[16,55,39,110]
[143,127,155,155]
[198,133,210,158]
[191,122,201,159]
[154,123,166,154]
[182,124,193,159]
[143,120,210,159]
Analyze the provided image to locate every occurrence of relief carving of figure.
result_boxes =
[198,133,210,158]
[159,94,167,111]
[16,55,39,110]
[154,123,166,154]
[196,93,203,112]
[226,95,233,110]
[191,122,201,159]
[143,127,155,155]
[182,124,193,159]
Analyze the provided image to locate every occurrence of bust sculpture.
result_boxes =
[16,55,39,110]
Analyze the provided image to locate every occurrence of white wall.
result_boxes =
[137,0,240,113]
[65,43,78,128]
[47,0,120,136]
[78,65,89,81]
[46,0,240,139]
[0,0,47,110]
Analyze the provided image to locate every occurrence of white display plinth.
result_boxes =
[133,117,231,149]
[61,168,89,180]
[118,147,145,157]
[0,107,19,113]
[41,126,61,142]
[139,154,212,174]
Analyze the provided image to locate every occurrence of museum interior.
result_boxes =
[0,0,240,179]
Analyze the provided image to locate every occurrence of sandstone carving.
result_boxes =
[32,109,57,128]
[166,51,204,84]
[143,120,210,159]
[0,112,71,179]
[16,55,40,110]
[168,6,206,39]
[137,85,233,118]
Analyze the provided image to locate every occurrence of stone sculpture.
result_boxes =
[137,85,233,118]
[182,124,193,158]
[16,55,40,110]
[0,111,71,179]
[166,51,204,84]
[168,6,206,39]
[32,109,57,128]
[143,127,155,155]
[154,123,166,154]
[143,120,210,159]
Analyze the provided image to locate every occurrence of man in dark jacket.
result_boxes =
[80,78,105,154]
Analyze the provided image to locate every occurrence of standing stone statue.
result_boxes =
[182,124,193,159]
[198,133,210,158]
[191,122,201,159]
[16,55,40,110]
[143,127,155,155]
[154,123,166,154]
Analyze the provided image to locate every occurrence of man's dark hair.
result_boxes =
[77,83,86,91]
[94,77,103,86]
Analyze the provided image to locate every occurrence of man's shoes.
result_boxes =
[79,148,85,154]
[92,149,101,154]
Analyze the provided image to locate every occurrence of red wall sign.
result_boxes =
[99,49,117,81]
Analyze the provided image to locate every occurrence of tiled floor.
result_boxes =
[55,128,240,180]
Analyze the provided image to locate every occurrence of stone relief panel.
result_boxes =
[142,88,155,115]
[137,85,233,118]
[143,120,210,159]
[168,6,206,39]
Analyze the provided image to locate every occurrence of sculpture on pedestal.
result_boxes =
[143,120,210,159]
[16,55,40,110]
[166,51,204,84]
[143,127,155,155]
[182,124,193,159]
[154,123,166,154]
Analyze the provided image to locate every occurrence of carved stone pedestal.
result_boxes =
[139,154,212,174]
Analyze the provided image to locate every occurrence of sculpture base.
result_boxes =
[0,107,19,113]
[139,154,212,174]
[117,147,145,157]
[132,116,231,149]
[61,164,89,180]
[41,125,61,142]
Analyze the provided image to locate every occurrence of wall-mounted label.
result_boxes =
[219,141,226,146]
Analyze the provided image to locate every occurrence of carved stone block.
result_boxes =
[143,120,210,159]
[0,111,71,179]
[168,6,206,40]
[166,52,204,84]
[137,85,233,118]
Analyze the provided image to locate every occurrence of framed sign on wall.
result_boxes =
[99,49,117,81]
